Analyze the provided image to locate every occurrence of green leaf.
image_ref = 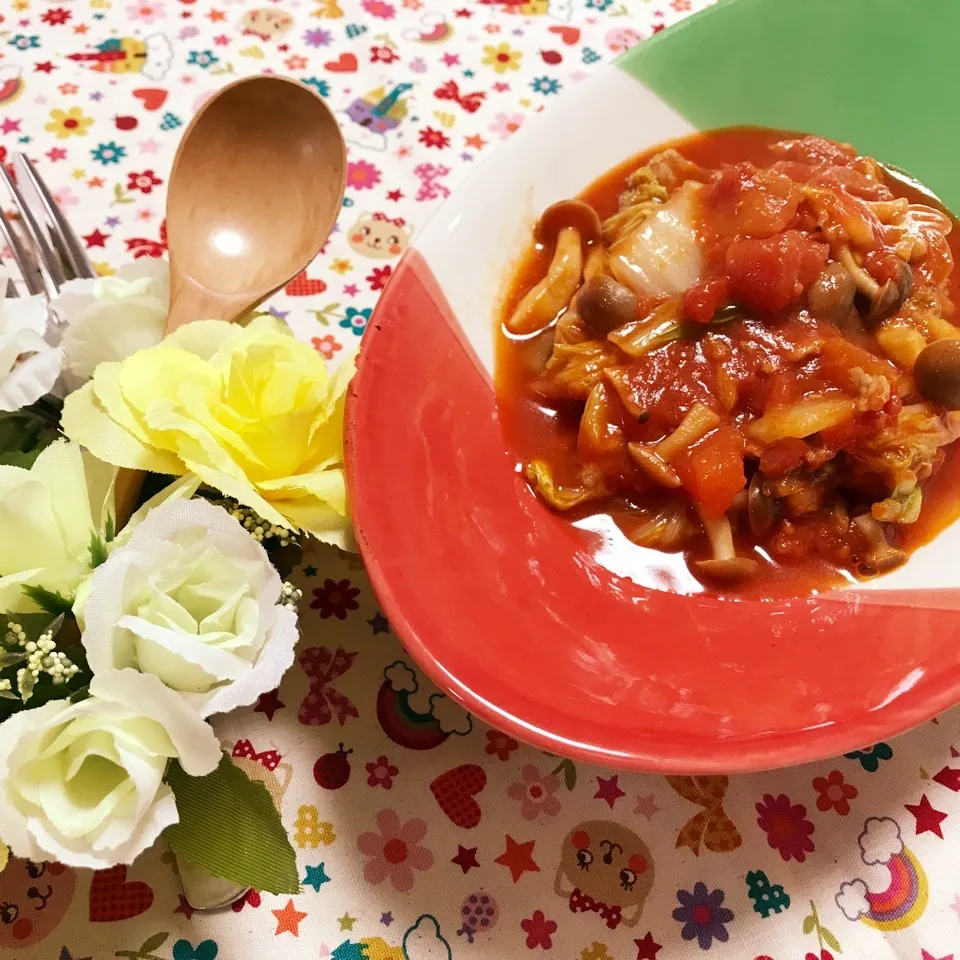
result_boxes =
[138,933,169,954]
[164,754,299,895]
[0,651,26,669]
[89,531,109,568]
[21,585,73,615]
[802,914,816,935]
[0,689,19,700]
[104,514,116,543]
[820,928,842,954]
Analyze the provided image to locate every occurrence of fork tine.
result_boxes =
[0,264,19,298]
[0,206,44,297]
[15,154,96,282]
[0,164,64,297]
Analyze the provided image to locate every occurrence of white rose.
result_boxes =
[79,498,298,717]
[54,259,168,389]
[0,288,61,413]
[0,440,114,613]
[0,669,221,869]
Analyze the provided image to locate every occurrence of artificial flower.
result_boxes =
[53,258,169,390]
[0,290,61,413]
[0,668,221,869]
[62,316,355,547]
[0,440,114,614]
[77,498,299,717]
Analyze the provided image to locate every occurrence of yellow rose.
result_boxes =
[61,316,354,547]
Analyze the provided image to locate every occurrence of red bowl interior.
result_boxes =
[345,251,960,773]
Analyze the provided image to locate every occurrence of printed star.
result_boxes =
[71,168,86,180]
[452,844,479,873]
[254,688,285,720]
[273,899,308,936]
[35,61,56,73]
[73,23,89,34]
[495,835,539,882]
[462,69,475,78]
[921,951,953,960]
[343,284,359,296]
[303,863,330,892]
[0,118,21,135]
[634,932,662,960]
[386,189,404,202]
[493,81,510,93]
[906,794,948,838]
[89,91,104,102]
[301,565,318,577]
[380,912,393,926]
[460,152,474,162]
[634,794,661,820]
[82,228,109,248]
[464,134,486,150]
[46,147,67,162]
[87,177,104,188]
[442,52,460,67]
[950,893,960,920]
[60,950,93,960]
[368,611,390,635]
[594,774,626,809]
[105,216,121,228]
[174,895,195,919]
[267,306,290,320]
[338,912,357,931]
[139,138,161,154]
[214,34,230,45]
[454,7,472,16]
[207,7,226,20]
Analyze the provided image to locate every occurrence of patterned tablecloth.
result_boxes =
[2,0,960,958]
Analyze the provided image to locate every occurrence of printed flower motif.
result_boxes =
[126,169,162,194]
[755,793,815,862]
[45,106,93,139]
[508,764,562,821]
[312,334,343,359]
[126,0,162,23]
[587,0,614,8]
[330,258,352,275]
[362,0,396,17]
[366,755,399,789]
[303,28,333,47]
[373,46,401,66]
[485,729,519,760]
[844,742,893,772]
[482,42,522,74]
[347,159,382,190]
[813,770,858,815]
[672,882,734,950]
[41,7,71,25]
[285,55,308,71]
[90,141,126,165]
[61,316,354,547]
[419,127,450,149]
[357,809,433,892]
[520,910,557,949]
[9,35,41,51]
[531,76,561,96]
[303,77,331,97]
[367,265,392,292]
[490,112,524,140]
[311,578,361,620]
[187,49,218,69]
[339,306,371,335]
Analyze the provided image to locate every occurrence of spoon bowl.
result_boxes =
[164,75,346,332]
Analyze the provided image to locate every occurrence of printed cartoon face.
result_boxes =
[0,858,76,948]
[239,8,294,42]
[555,820,654,928]
[348,212,412,260]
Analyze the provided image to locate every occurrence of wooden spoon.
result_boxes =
[164,74,346,333]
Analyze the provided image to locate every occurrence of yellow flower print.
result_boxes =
[330,258,352,275]
[482,42,522,74]
[45,107,94,140]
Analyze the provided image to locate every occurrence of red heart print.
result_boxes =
[285,272,327,296]
[548,25,580,45]
[540,50,562,65]
[89,866,154,922]
[324,52,358,73]
[132,88,168,111]
[430,764,487,829]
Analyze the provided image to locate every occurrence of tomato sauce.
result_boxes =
[495,126,960,598]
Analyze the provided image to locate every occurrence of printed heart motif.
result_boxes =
[173,939,219,960]
[324,52,358,73]
[430,764,486,829]
[540,49,562,65]
[285,272,327,296]
[89,866,154,922]
[548,24,580,45]
[132,88,168,111]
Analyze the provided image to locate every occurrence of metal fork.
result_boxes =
[0,153,96,300]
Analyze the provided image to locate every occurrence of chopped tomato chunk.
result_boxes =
[759,438,808,477]
[725,230,829,312]
[703,163,802,239]
[674,423,745,519]
[682,276,731,324]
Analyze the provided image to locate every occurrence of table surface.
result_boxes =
[4,0,960,958]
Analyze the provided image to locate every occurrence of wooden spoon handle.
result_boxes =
[165,274,253,334]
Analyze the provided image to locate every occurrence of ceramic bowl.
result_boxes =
[345,0,960,772]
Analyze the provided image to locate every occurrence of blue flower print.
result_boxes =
[91,141,126,165]
[187,50,218,69]
[587,0,614,9]
[530,76,561,96]
[844,742,893,772]
[303,77,331,97]
[340,307,371,336]
[9,35,41,50]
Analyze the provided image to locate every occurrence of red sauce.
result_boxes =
[495,126,960,598]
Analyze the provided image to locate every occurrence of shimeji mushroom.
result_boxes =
[695,508,759,582]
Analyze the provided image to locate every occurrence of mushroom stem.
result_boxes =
[506,226,583,335]
[837,245,880,299]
